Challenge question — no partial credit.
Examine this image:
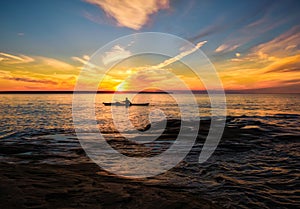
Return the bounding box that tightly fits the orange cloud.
[252,25,300,58]
[0,52,79,90]
[3,76,58,85]
[216,26,300,91]
[85,0,169,30]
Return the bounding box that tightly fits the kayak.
[103,102,149,106]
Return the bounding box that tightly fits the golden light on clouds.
[99,41,207,91]
[85,0,169,30]
[0,25,299,92]
[0,52,78,91]
[217,26,300,92]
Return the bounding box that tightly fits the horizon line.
[0,90,299,94]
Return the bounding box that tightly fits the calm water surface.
[0,93,299,132]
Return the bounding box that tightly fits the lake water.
[0,93,299,208]
[0,93,299,134]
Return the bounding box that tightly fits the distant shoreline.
[0,91,171,94]
[0,91,299,94]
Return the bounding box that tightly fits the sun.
[113,82,123,91]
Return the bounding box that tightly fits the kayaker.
[124,97,131,107]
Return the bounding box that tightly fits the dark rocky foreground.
[0,116,299,209]
[0,119,220,209]
[0,162,220,209]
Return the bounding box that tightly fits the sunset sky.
[0,0,299,92]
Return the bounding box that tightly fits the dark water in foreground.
[0,94,299,208]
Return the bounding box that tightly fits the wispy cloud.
[84,0,169,30]
[213,2,292,53]
[216,25,300,91]
[188,18,228,42]
[214,18,283,54]
[72,55,90,65]
[0,51,80,90]
[215,43,240,53]
[229,25,300,65]
[263,54,300,73]
[3,76,58,85]
[0,52,76,73]
[189,1,275,43]
[282,78,300,84]
[38,57,74,70]
[102,45,131,65]
[253,25,300,59]
[0,52,34,64]
[0,52,23,61]
[152,41,207,69]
